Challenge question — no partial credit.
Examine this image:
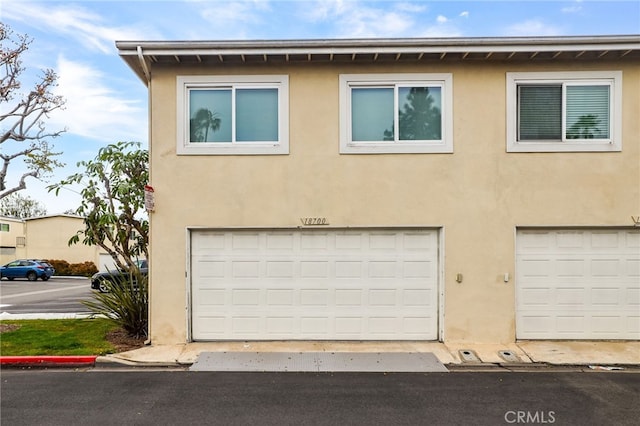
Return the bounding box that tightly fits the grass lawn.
[0,318,127,356]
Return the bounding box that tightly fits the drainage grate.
[498,350,521,362]
[458,349,481,363]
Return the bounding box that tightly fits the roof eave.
[116,35,640,84]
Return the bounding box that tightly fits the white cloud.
[344,10,414,38]
[437,15,448,24]
[504,19,562,37]
[459,11,469,18]
[50,56,146,143]
[201,1,261,24]
[195,1,274,38]
[395,2,428,13]
[3,1,155,53]
[562,0,583,14]
[302,1,425,38]
[304,0,349,21]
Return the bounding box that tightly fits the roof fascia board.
[116,35,640,56]
[121,43,640,58]
[117,36,639,82]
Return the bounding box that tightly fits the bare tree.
[0,22,65,200]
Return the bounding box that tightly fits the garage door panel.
[517,230,640,253]
[628,288,640,305]
[193,233,225,250]
[628,316,640,334]
[556,316,586,335]
[403,261,433,278]
[519,313,637,339]
[266,232,295,249]
[192,229,439,341]
[625,259,640,277]
[516,229,640,340]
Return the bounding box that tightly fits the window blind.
[566,85,610,139]
[518,85,562,140]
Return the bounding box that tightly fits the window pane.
[236,88,278,142]
[398,87,442,141]
[566,85,610,139]
[351,88,394,141]
[518,85,561,140]
[189,90,231,142]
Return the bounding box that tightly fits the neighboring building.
[0,214,104,268]
[117,36,640,345]
[0,216,26,264]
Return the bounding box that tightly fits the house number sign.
[300,217,329,226]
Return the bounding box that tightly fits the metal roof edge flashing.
[116,35,640,53]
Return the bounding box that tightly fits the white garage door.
[516,229,640,339]
[98,253,117,272]
[191,229,439,341]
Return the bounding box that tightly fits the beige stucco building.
[0,214,102,267]
[0,216,26,264]
[118,36,640,345]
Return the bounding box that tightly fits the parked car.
[0,259,55,281]
[91,259,148,293]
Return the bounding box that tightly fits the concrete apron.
[99,340,640,368]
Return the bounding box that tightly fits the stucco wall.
[0,217,26,264]
[23,216,100,266]
[146,59,640,344]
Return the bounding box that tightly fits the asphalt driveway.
[2,370,638,425]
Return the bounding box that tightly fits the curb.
[50,276,90,280]
[96,355,184,368]
[0,356,97,368]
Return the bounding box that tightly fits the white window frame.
[506,71,622,152]
[339,73,453,154]
[177,75,289,155]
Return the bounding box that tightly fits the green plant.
[48,141,149,272]
[0,318,119,356]
[83,268,148,338]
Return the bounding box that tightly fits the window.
[177,75,289,155]
[507,71,622,152]
[0,223,9,232]
[0,248,16,256]
[340,74,453,153]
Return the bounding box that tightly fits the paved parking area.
[0,277,91,315]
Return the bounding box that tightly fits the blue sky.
[2,0,639,214]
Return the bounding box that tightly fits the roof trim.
[117,35,640,84]
[23,214,84,221]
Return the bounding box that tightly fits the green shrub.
[83,268,148,338]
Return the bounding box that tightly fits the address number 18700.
[300,217,329,226]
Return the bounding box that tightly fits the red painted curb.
[0,356,97,366]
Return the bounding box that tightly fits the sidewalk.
[2,311,637,368]
[98,340,640,369]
